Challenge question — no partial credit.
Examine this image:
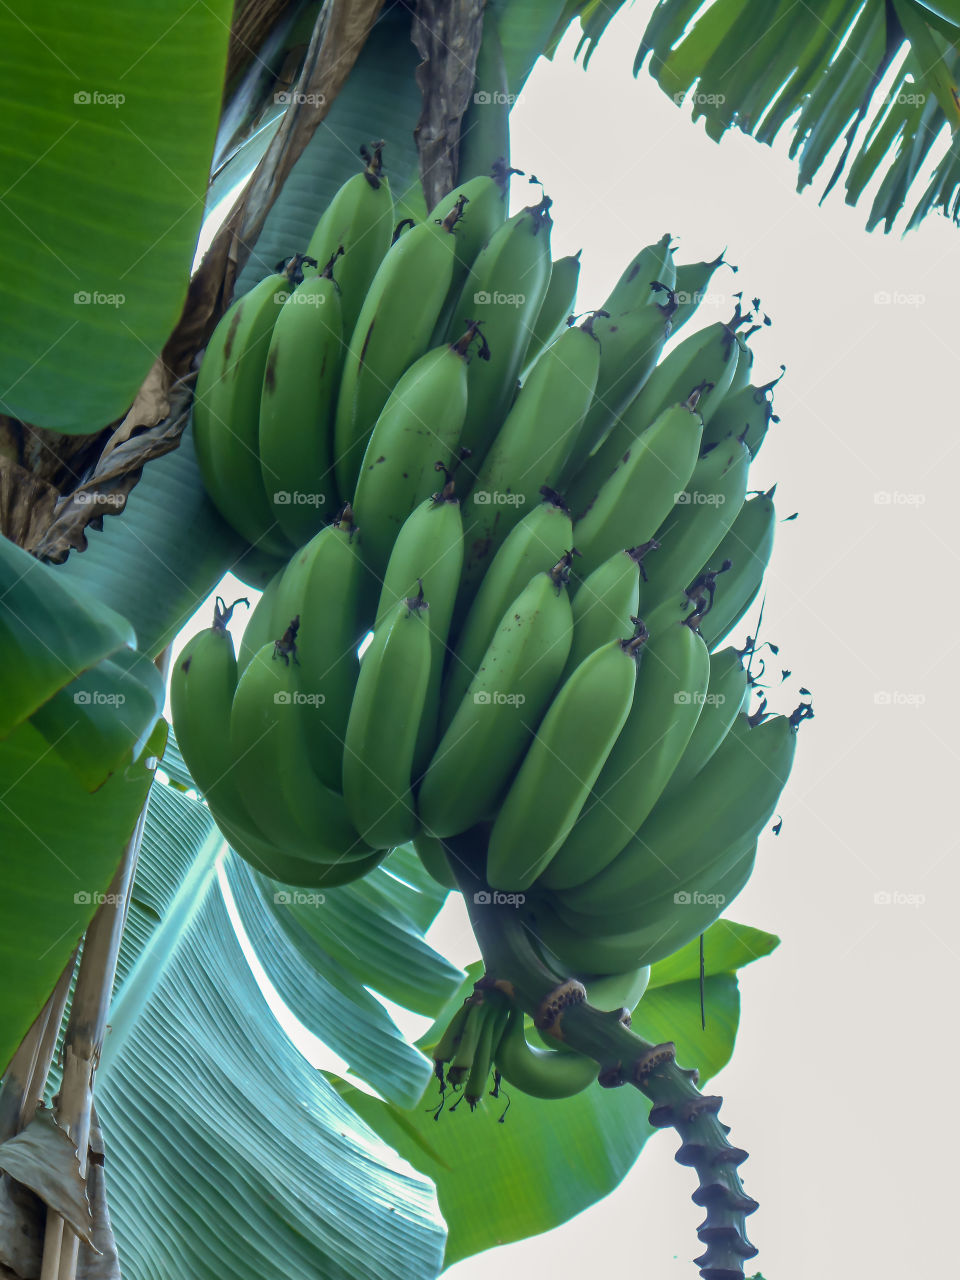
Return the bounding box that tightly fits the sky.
[176,6,960,1276]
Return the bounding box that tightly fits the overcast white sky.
[180,7,960,1275]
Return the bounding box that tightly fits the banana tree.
[0,2,800,1277]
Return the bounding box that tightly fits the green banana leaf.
[0,720,163,1075]
[233,2,427,300]
[630,0,960,231]
[54,421,245,660]
[0,0,233,431]
[329,918,778,1267]
[94,780,447,1280]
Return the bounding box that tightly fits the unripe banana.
[559,711,798,918]
[560,547,644,682]
[658,645,748,800]
[521,251,582,372]
[413,828,459,890]
[487,636,640,891]
[558,286,678,482]
[639,433,751,614]
[343,591,433,848]
[697,487,776,650]
[568,396,704,578]
[601,232,676,314]
[541,614,710,891]
[464,999,504,1107]
[193,264,300,556]
[430,998,473,1070]
[701,369,783,458]
[584,965,651,1011]
[670,251,728,331]
[374,486,464,775]
[417,563,573,839]
[430,176,509,341]
[237,567,284,673]
[447,999,487,1088]
[442,499,572,723]
[573,302,747,503]
[352,331,476,580]
[228,640,374,864]
[333,205,463,497]
[305,142,395,340]
[494,1007,598,1099]
[271,508,376,789]
[258,254,343,544]
[446,193,554,469]
[457,320,600,591]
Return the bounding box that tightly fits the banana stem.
[447,835,759,1280]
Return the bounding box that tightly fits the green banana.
[568,396,704,578]
[271,508,376,790]
[447,998,487,1088]
[442,499,573,723]
[572,302,746,504]
[584,965,651,1011]
[417,563,573,839]
[558,710,798,918]
[560,547,644,682]
[486,636,641,891]
[464,999,504,1107]
[446,193,554,468]
[725,324,761,400]
[333,203,463,498]
[430,176,509,342]
[701,370,783,457]
[558,285,678,482]
[413,828,459,890]
[305,142,395,340]
[352,331,476,582]
[696,487,777,650]
[374,486,464,775]
[228,640,373,864]
[658,645,748,800]
[529,841,758,975]
[541,613,709,890]
[258,252,343,544]
[670,251,728,331]
[342,591,433,848]
[193,263,300,556]
[430,997,473,1071]
[457,319,600,590]
[521,251,582,372]
[237,567,283,673]
[170,600,254,831]
[601,233,676,314]
[639,433,751,614]
[494,1007,598,1099]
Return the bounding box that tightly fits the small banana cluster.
[175,142,808,984]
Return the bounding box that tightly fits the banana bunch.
[184,151,808,1036]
